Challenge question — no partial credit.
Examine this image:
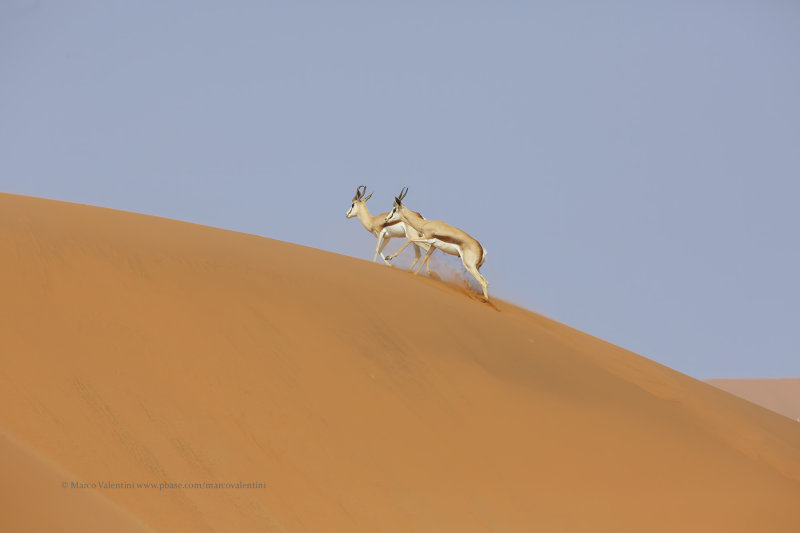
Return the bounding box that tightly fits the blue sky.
[2,1,798,378]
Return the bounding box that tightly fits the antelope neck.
[356,204,379,232]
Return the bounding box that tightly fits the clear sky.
[2,1,798,379]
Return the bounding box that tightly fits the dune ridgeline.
[707,378,800,421]
[1,192,799,532]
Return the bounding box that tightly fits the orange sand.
[0,429,153,533]
[707,378,800,420]
[1,192,799,532]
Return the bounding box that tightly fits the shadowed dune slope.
[707,379,800,420]
[1,192,799,532]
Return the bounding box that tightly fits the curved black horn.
[353,185,366,201]
[399,186,408,201]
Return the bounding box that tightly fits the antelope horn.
[353,185,366,201]
[399,187,408,201]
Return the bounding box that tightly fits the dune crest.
[707,378,800,420]
[1,192,799,532]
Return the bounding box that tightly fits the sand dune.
[0,429,153,533]
[1,192,799,532]
[707,379,800,420]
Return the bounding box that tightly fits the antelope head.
[346,185,373,218]
[384,186,408,224]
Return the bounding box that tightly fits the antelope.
[345,186,434,273]
[384,187,489,300]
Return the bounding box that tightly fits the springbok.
[385,187,489,300]
[345,186,434,273]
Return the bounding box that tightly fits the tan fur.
[346,187,434,272]
[385,199,489,300]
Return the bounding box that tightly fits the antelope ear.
[363,192,373,201]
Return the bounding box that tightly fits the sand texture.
[1,192,799,532]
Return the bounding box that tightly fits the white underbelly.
[380,224,408,238]
[431,240,460,256]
